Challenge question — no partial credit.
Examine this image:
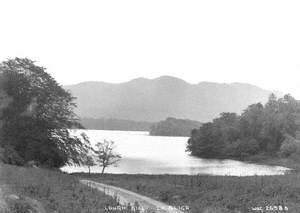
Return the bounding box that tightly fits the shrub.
[0,145,24,165]
[279,135,300,158]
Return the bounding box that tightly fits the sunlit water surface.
[61,130,289,176]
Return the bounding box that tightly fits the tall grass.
[0,164,133,213]
[76,173,300,213]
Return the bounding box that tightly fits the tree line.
[187,94,300,160]
[150,117,202,137]
[80,117,153,131]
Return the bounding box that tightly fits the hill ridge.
[64,76,281,122]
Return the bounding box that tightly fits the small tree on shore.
[85,155,96,174]
[95,140,121,174]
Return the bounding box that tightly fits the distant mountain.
[150,117,202,137]
[80,118,153,131]
[65,76,282,122]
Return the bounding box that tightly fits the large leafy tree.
[0,58,90,168]
[187,113,240,158]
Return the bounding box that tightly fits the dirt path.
[80,179,184,213]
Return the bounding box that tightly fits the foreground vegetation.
[0,164,133,213]
[76,172,300,213]
[0,58,92,168]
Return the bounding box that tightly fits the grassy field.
[1,163,299,213]
[75,172,300,213]
[0,164,134,213]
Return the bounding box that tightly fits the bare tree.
[95,140,121,174]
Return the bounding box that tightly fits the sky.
[0,0,300,98]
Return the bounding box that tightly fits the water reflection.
[62,130,289,176]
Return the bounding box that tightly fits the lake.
[61,130,289,176]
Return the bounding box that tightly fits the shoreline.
[188,153,300,172]
[243,156,300,172]
[64,156,296,177]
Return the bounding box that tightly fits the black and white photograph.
[0,0,300,212]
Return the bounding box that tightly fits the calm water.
[61,130,289,176]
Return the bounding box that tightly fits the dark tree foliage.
[150,117,202,137]
[0,58,90,168]
[187,94,300,160]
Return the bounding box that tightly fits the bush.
[6,197,33,213]
[279,135,300,158]
[0,145,24,165]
